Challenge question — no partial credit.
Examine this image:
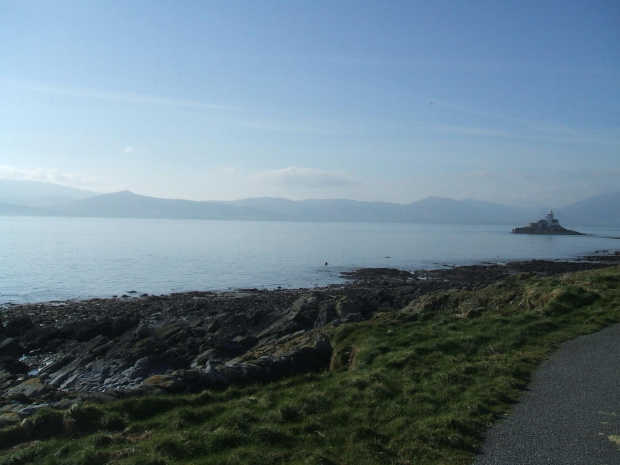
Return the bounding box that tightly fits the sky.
[1,0,619,207]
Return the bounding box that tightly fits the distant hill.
[43,193,545,225]
[557,191,620,228]
[229,196,539,225]
[0,179,98,207]
[0,179,618,227]
[460,199,538,225]
[48,191,285,220]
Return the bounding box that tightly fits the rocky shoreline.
[1,251,619,426]
[511,226,584,235]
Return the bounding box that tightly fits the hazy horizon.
[2,1,619,208]
[2,178,619,210]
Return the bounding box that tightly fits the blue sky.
[1,0,619,206]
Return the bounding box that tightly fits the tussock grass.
[2,266,619,464]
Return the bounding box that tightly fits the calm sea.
[1,217,618,304]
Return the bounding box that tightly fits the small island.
[512,210,584,235]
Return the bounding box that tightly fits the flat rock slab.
[473,323,620,465]
[6,378,48,398]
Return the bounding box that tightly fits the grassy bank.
[2,266,619,465]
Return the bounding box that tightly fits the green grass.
[2,266,619,465]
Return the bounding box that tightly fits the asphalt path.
[473,323,620,465]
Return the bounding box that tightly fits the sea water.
[1,216,618,304]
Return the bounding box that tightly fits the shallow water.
[1,217,618,304]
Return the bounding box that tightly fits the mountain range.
[1,179,619,228]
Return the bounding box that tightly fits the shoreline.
[2,250,619,332]
[2,247,619,307]
[1,251,619,424]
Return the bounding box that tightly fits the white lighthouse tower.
[543,210,560,228]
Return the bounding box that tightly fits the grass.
[1,266,619,464]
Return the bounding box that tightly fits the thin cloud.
[3,79,244,112]
[220,165,237,175]
[123,147,134,154]
[0,166,99,188]
[432,100,620,146]
[432,124,511,138]
[327,54,611,75]
[255,167,359,188]
[241,119,352,135]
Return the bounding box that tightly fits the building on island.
[526,210,560,231]
[512,210,583,235]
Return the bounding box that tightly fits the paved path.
[473,323,620,465]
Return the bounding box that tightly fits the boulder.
[191,349,225,368]
[6,378,49,398]
[0,412,20,427]
[37,355,75,378]
[257,294,325,338]
[144,374,185,392]
[335,298,361,319]
[315,302,337,328]
[155,323,188,342]
[122,356,152,379]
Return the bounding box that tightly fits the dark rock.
[155,323,187,342]
[20,326,61,351]
[6,378,49,398]
[38,355,75,377]
[191,349,225,368]
[0,338,24,358]
[336,298,361,318]
[315,302,337,328]
[3,316,34,337]
[0,356,29,375]
[59,318,119,342]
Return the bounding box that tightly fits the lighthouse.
[544,210,560,228]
